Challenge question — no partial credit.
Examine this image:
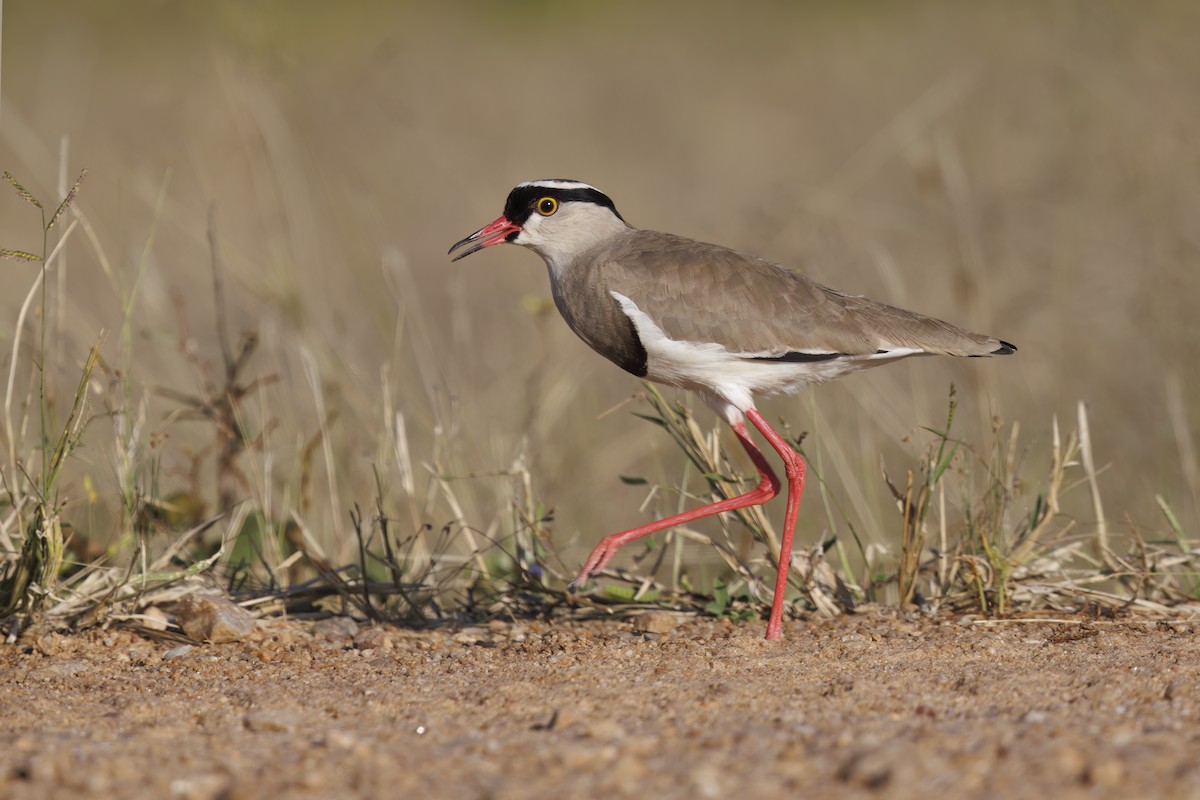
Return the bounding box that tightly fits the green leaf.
[603,585,638,601]
[930,442,959,483]
[1155,494,1186,543]
[631,412,668,428]
[711,577,729,607]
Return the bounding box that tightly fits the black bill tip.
[449,242,485,262]
[448,230,482,257]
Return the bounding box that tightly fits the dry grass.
[0,1,1198,634]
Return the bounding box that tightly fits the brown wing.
[595,230,1010,357]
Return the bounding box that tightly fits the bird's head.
[448,180,628,266]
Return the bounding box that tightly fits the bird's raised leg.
[744,408,807,641]
[571,419,781,588]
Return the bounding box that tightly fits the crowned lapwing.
[449,180,1015,641]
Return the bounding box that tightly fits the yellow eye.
[536,197,558,216]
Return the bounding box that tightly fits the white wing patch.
[867,347,925,360]
[610,291,927,411]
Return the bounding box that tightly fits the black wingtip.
[992,340,1017,355]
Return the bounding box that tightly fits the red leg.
[571,419,781,587]
[745,408,807,641]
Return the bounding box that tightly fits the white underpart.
[611,292,925,424]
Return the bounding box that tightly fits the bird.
[449,179,1015,641]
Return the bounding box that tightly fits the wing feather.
[595,231,1009,358]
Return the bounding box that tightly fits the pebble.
[632,612,678,635]
[837,749,894,788]
[353,627,393,651]
[169,773,231,800]
[163,645,194,660]
[322,730,361,750]
[453,627,489,645]
[34,632,66,656]
[313,616,359,643]
[141,606,170,632]
[175,595,257,643]
[29,659,89,681]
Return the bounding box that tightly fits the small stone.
[141,606,170,632]
[1021,709,1049,724]
[33,632,66,656]
[631,613,678,635]
[175,594,257,643]
[353,627,393,651]
[30,659,89,681]
[169,773,231,800]
[313,616,359,642]
[323,730,360,750]
[453,627,488,645]
[163,645,194,660]
[837,749,893,788]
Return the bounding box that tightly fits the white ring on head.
[517,179,600,192]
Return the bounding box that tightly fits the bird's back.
[581,229,1009,360]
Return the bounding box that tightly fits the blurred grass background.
[0,1,1197,595]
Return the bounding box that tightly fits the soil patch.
[0,610,1197,799]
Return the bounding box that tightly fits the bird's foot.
[568,540,621,592]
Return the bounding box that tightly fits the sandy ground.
[0,610,1197,800]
